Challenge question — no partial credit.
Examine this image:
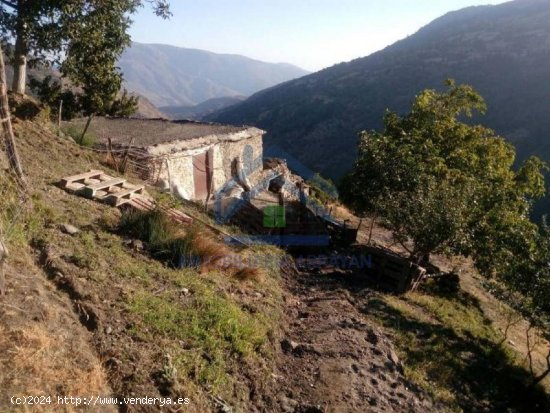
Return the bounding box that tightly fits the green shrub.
[61,125,96,147]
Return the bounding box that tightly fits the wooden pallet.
[362,246,426,293]
[59,170,192,224]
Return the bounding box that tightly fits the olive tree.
[341,80,547,271]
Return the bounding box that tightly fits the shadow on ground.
[294,265,550,413]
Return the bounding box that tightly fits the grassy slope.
[1,111,548,412]
[361,250,550,412]
[1,116,284,411]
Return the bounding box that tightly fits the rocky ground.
[264,266,439,413]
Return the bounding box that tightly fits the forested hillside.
[210,0,550,189]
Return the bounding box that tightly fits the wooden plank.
[107,185,145,207]
[82,178,126,198]
[167,209,193,224]
[60,170,103,187]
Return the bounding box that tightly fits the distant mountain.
[118,43,309,107]
[132,94,167,119]
[209,0,550,187]
[160,96,246,120]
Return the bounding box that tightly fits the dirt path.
[266,266,438,413]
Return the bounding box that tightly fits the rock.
[130,239,144,251]
[181,288,190,295]
[388,349,400,366]
[61,223,80,235]
[508,339,516,347]
[366,328,380,345]
[281,339,299,353]
[293,343,321,356]
[280,396,298,412]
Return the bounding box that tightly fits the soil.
[260,265,440,413]
[0,261,115,413]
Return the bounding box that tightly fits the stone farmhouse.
[84,117,266,203]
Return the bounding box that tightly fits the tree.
[0,0,171,94]
[60,0,142,141]
[0,41,25,183]
[29,75,81,120]
[341,80,547,270]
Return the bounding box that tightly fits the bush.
[61,125,96,147]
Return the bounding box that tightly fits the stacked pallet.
[59,170,192,225]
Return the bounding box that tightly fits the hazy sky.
[130,0,508,71]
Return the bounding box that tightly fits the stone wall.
[219,132,264,188]
[144,131,264,200]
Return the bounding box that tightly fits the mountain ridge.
[118,42,309,107]
[208,0,550,186]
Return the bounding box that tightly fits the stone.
[280,396,298,413]
[105,325,113,334]
[61,223,80,235]
[130,239,144,251]
[388,349,400,366]
[366,328,380,345]
[281,339,299,353]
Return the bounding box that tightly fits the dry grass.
[233,267,264,282]
[183,224,230,269]
[0,324,109,412]
[0,119,285,411]
[120,209,267,280]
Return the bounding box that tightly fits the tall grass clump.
[119,209,230,269]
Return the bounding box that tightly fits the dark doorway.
[193,150,213,202]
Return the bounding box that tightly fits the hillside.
[119,42,309,107]
[1,103,549,411]
[133,93,168,119]
[160,96,245,120]
[209,0,550,183]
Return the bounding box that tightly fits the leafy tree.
[0,0,171,94]
[108,89,139,118]
[29,75,81,120]
[341,80,547,271]
[30,74,138,122]
[59,0,142,140]
[506,219,550,313]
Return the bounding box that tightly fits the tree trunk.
[80,114,94,144]
[11,0,28,95]
[11,34,27,95]
[0,43,26,184]
[416,252,431,268]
